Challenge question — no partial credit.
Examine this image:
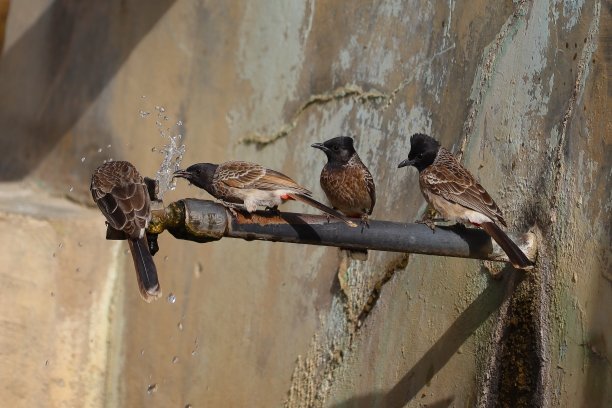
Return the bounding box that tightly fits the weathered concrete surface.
[0,183,123,407]
[0,0,609,407]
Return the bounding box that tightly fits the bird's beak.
[173,169,190,179]
[311,143,330,153]
[397,159,413,168]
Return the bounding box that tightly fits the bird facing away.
[173,161,358,227]
[90,161,161,301]
[398,133,534,269]
[311,136,376,222]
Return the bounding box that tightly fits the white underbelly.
[426,192,493,225]
[229,188,286,212]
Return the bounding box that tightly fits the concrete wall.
[0,1,609,407]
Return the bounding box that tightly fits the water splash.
[142,105,185,199]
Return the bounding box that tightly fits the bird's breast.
[320,166,372,216]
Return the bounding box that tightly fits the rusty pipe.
[142,198,537,265]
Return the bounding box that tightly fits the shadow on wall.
[0,0,176,181]
[330,270,521,408]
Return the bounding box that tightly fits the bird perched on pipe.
[90,160,161,301]
[173,161,358,227]
[398,133,534,270]
[312,136,375,259]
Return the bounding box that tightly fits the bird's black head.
[173,163,218,192]
[311,136,356,164]
[398,133,441,172]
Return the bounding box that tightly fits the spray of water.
[142,104,185,199]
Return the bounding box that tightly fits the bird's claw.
[265,206,281,215]
[219,201,246,218]
[359,216,370,232]
[416,218,437,231]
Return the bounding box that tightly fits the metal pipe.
[144,198,537,265]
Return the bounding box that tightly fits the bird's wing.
[216,161,311,195]
[422,148,506,226]
[90,161,150,238]
[364,168,376,214]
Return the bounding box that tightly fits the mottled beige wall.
[0,1,609,407]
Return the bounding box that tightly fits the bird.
[90,160,161,301]
[173,161,358,227]
[312,136,375,260]
[398,133,534,269]
[311,136,376,223]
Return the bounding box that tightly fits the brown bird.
[312,136,375,222]
[398,133,534,269]
[312,136,375,260]
[90,161,161,301]
[173,161,358,227]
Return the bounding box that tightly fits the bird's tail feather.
[288,193,358,227]
[128,237,162,302]
[481,222,534,270]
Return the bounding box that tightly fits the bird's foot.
[416,218,437,231]
[219,201,247,217]
[264,206,281,215]
[359,215,370,232]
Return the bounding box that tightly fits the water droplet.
[172,356,179,364]
[147,384,158,395]
[177,322,183,331]
[58,243,63,248]
[194,262,203,278]
[140,349,145,356]
[141,95,146,99]
[103,159,107,164]
[77,242,83,247]
[81,157,86,163]
[185,404,192,408]
[50,291,54,297]
[167,293,176,304]
[75,267,80,272]
[151,147,157,152]
[107,144,111,148]
[69,186,74,192]
[52,252,56,258]
[176,120,183,126]
[160,107,166,113]
[45,360,49,366]
[163,255,169,262]
[108,157,113,162]
[155,105,160,110]
[97,148,102,153]
[139,110,150,118]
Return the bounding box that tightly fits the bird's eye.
[418,153,424,159]
[333,146,340,151]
